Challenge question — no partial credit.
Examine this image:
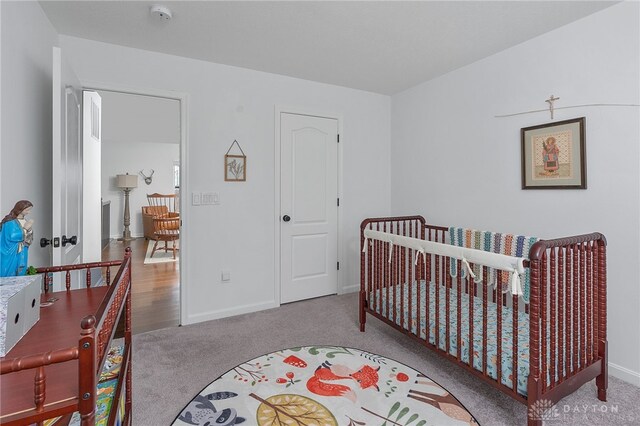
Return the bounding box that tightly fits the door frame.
[82,80,189,326]
[274,106,344,305]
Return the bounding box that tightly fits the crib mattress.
[371,281,530,396]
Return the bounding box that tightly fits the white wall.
[102,141,179,238]
[1,2,59,268]
[390,2,640,384]
[60,35,391,324]
[100,90,180,145]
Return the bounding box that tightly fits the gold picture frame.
[521,117,586,189]
[224,154,246,182]
[224,140,247,182]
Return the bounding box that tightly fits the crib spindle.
[392,237,397,324]
[571,244,580,376]
[65,271,71,291]
[469,263,475,368]
[596,240,607,400]
[408,243,413,335]
[497,275,503,386]
[435,254,441,350]
[512,294,519,393]
[541,251,547,392]
[416,253,422,339]
[456,264,462,361]
[425,251,431,343]
[401,222,406,328]
[593,244,600,359]
[558,247,565,380]
[445,257,451,355]
[86,268,91,288]
[581,242,587,368]
[376,236,381,314]
[565,246,571,378]
[482,266,488,375]
[550,248,557,388]
[384,224,389,320]
[586,242,593,365]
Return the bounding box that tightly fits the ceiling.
[40,1,617,95]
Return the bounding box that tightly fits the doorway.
[277,110,341,304]
[92,87,185,334]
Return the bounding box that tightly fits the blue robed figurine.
[0,200,34,277]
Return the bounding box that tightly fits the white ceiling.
[40,1,617,95]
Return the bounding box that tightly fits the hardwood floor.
[102,238,179,334]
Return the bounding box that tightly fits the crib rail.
[360,216,426,331]
[38,259,123,293]
[528,233,607,406]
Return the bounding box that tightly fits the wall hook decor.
[225,140,246,182]
[139,169,154,185]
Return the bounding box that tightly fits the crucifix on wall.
[545,95,560,119]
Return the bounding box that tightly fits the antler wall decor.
[139,169,154,185]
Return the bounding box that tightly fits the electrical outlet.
[221,271,231,282]
[192,192,201,206]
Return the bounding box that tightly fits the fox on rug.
[306,361,379,402]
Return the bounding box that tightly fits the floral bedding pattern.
[373,281,531,396]
[46,345,125,426]
[172,346,478,426]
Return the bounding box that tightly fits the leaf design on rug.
[359,351,388,365]
[307,346,353,358]
[361,402,425,426]
[250,393,337,426]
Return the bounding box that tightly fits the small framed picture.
[521,117,586,189]
[225,154,246,182]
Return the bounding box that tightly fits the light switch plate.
[221,271,231,282]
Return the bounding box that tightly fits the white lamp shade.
[116,174,138,189]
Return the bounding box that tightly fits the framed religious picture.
[521,117,586,189]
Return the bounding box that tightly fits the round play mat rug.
[172,346,478,426]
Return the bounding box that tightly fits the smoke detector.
[150,5,172,21]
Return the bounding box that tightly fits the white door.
[280,113,338,303]
[82,91,102,264]
[52,47,82,275]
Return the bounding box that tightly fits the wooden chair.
[151,216,180,259]
[144,193,180,240]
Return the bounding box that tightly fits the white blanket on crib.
[363,229,527,296]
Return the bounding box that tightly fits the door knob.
[40,238,52,248]
[62,235,77,247]
[282,215,291,222]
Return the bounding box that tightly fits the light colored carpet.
[143,240,178,264]
[133,292,640,425]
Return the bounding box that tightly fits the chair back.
[147,193,178,215]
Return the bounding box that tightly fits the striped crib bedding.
[373,280,530,396]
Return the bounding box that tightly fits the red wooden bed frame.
[359,216,607,426]
[0,249,133,425]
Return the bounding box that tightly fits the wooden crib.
[1,249,133,425]
[359,216,607,426]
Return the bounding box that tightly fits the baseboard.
[184,300,279,325]
[340,284,359,294]
[609,362,640,386]
[109,233,144,240]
